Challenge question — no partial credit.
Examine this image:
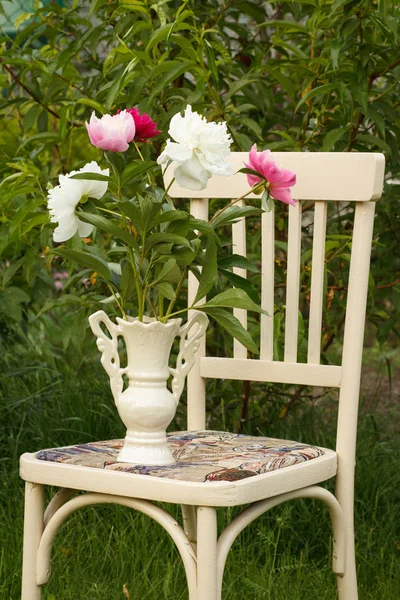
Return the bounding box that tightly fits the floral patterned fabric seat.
[36,430,325,483]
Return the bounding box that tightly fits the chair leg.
[22,482,44,600]
[196,506,218,600]
[336,515,358,600]
[335,459,358,600]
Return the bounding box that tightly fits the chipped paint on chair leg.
[336,534,357,600]
[182,504,198,553]
[22,482,44,600]
[197,506,218,600]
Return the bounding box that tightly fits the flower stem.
[158,295,164,319]
[134,140,152,185]
[163,267,188,321]
[107,284,127,319]
[160,176,175,203]
[208,184,261,225]
[133,140,145,161]
[121,211,143,320]
[97,206,122,218]
[164,305,198,319]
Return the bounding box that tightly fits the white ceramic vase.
[89,310,208,465]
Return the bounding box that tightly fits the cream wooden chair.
[20,152,385,600]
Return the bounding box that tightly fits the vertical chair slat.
[232,201,247,359]
[284,202,302,363]
[187,198,209,430]
[307,201,328,364]
[261,205,275,361]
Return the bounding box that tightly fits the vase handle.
[170,311,209,405]
[88,310,123,404]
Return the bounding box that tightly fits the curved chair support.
[217,485,346,596]
[36,493,197,599]
[44,488,75,528]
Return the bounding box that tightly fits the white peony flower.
[157,105,233,191]
[47,161,109,243]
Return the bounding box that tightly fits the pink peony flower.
[244,144,297,206]
[125,108,161,142]
[85,111,136,152]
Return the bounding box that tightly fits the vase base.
[117,436,176,465]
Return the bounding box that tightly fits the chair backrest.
[164,152,385,459]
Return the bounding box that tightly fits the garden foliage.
[0,0,399,368]
[1,4,399,597]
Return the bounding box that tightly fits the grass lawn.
[1,335,399,600]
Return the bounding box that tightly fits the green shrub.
[0,0,399,386]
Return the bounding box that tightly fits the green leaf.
[238,167,263,178]
[1,286,30,303]
[295,83,342,112]
[204,39,219,87]
[49,248,112,281]
[153,258,177,284]
[69,172,110,182]
[120,261,136,302]
[225,77,258,100]
[366,108,386,139]
[146,23,175,53]
[199,307,259,354]
[121,161,156,186]
[103,44,135,77]
[189,217,214,236]
[357,134,392,156]
[76,98,106,114]
[138,196,162,234]
[218,254,259,273]
[193,235,217,303]
[2,257,24,287]
[21,213,49,235]
[236,0,271,21]
[322,127,348,152]
[78,212,139,250]
[219,268,260,304]
[89,0,106,17]
[150,60,196,98]
[14,12,34,28]
[268,68,296,100]
[145,233,191,251]
[18,132,60,150]
[153,210,189,226]
[120,202,143,232]
[261,190,273,213]
[202,288,266,314]
[330,40,342,70]
[37,109,49,133]
[236,116,263,138]
[23,104,41,130]
[156,281,176,300]
[259,20,310,34]
[211,205,261,228]
[173,245,198,266]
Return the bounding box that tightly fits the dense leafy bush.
[0,0,399,385]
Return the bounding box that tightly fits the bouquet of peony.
[47,105,296,354]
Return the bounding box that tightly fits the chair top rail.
[164,152,385,201]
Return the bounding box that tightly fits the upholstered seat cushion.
[35,431,325,483]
